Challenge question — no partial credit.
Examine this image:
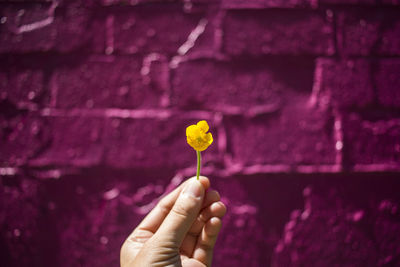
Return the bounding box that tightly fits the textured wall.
[1,0,400,266]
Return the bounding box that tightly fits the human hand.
[120,176,226,267]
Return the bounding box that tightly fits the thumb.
[155,178,205,246]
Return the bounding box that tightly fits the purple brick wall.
[1,0,400,266]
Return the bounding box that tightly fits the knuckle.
[217,202,227,216]
[198,212,208,223]
[199,241,215,252]
[157,200,171,214]
[171,201,192,218]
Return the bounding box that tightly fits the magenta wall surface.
[1,0,400,266]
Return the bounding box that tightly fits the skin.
[120,176,226,267]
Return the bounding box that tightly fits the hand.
[120,176,226,267]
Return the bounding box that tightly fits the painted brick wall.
[1,0,400,266]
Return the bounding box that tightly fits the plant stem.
[196,150,201,180]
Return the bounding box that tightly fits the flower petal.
[206,132,213,145]
[186,125,198,137]
[197,120,209,132]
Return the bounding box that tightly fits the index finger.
[132,176,210,235]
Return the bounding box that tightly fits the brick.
[179,7,221,58]
[51,56,163,109]
[374,200,400,265]
[0,0,100,5]
[226,94,336,167]
[0,5,105,53]
[313,58,399,110]
[320,0,375,4]
[223,10,334,56]
[29,116,105,167]
[55,184,128,266]
[0,177,44,266]
[381,0,400,4]
[172,58,314,111]
[321,0,400,4]
[101,0,172,4]
[343,113,400,167]
[375,59,400,108]
[101,0,217,6]
[222,0,315,9]
[272,181,400,266]
[313,58,374,109]
[111,5,203,55]
[103,116,219,169]
[273,189,378,266]
[0,113,48,166]
[0,69,45,106]
[211,178,268,266]
[0,0,51,2]
[337,10,400,56]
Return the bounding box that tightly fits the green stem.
[196,150,201,180]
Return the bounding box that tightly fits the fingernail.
[183,180,203,198]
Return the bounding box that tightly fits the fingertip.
[189,176,210,191]
[210,217,222,225]
[202,190,220,209]
[210,201,227,217]
[199,176,210,190]
[210,217,222,226]
[205,217,222,236]
[210,190,220,201]
[183,178,205,199]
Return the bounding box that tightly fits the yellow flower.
[186,120,213,151]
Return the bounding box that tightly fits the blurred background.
[1,0,400,266]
